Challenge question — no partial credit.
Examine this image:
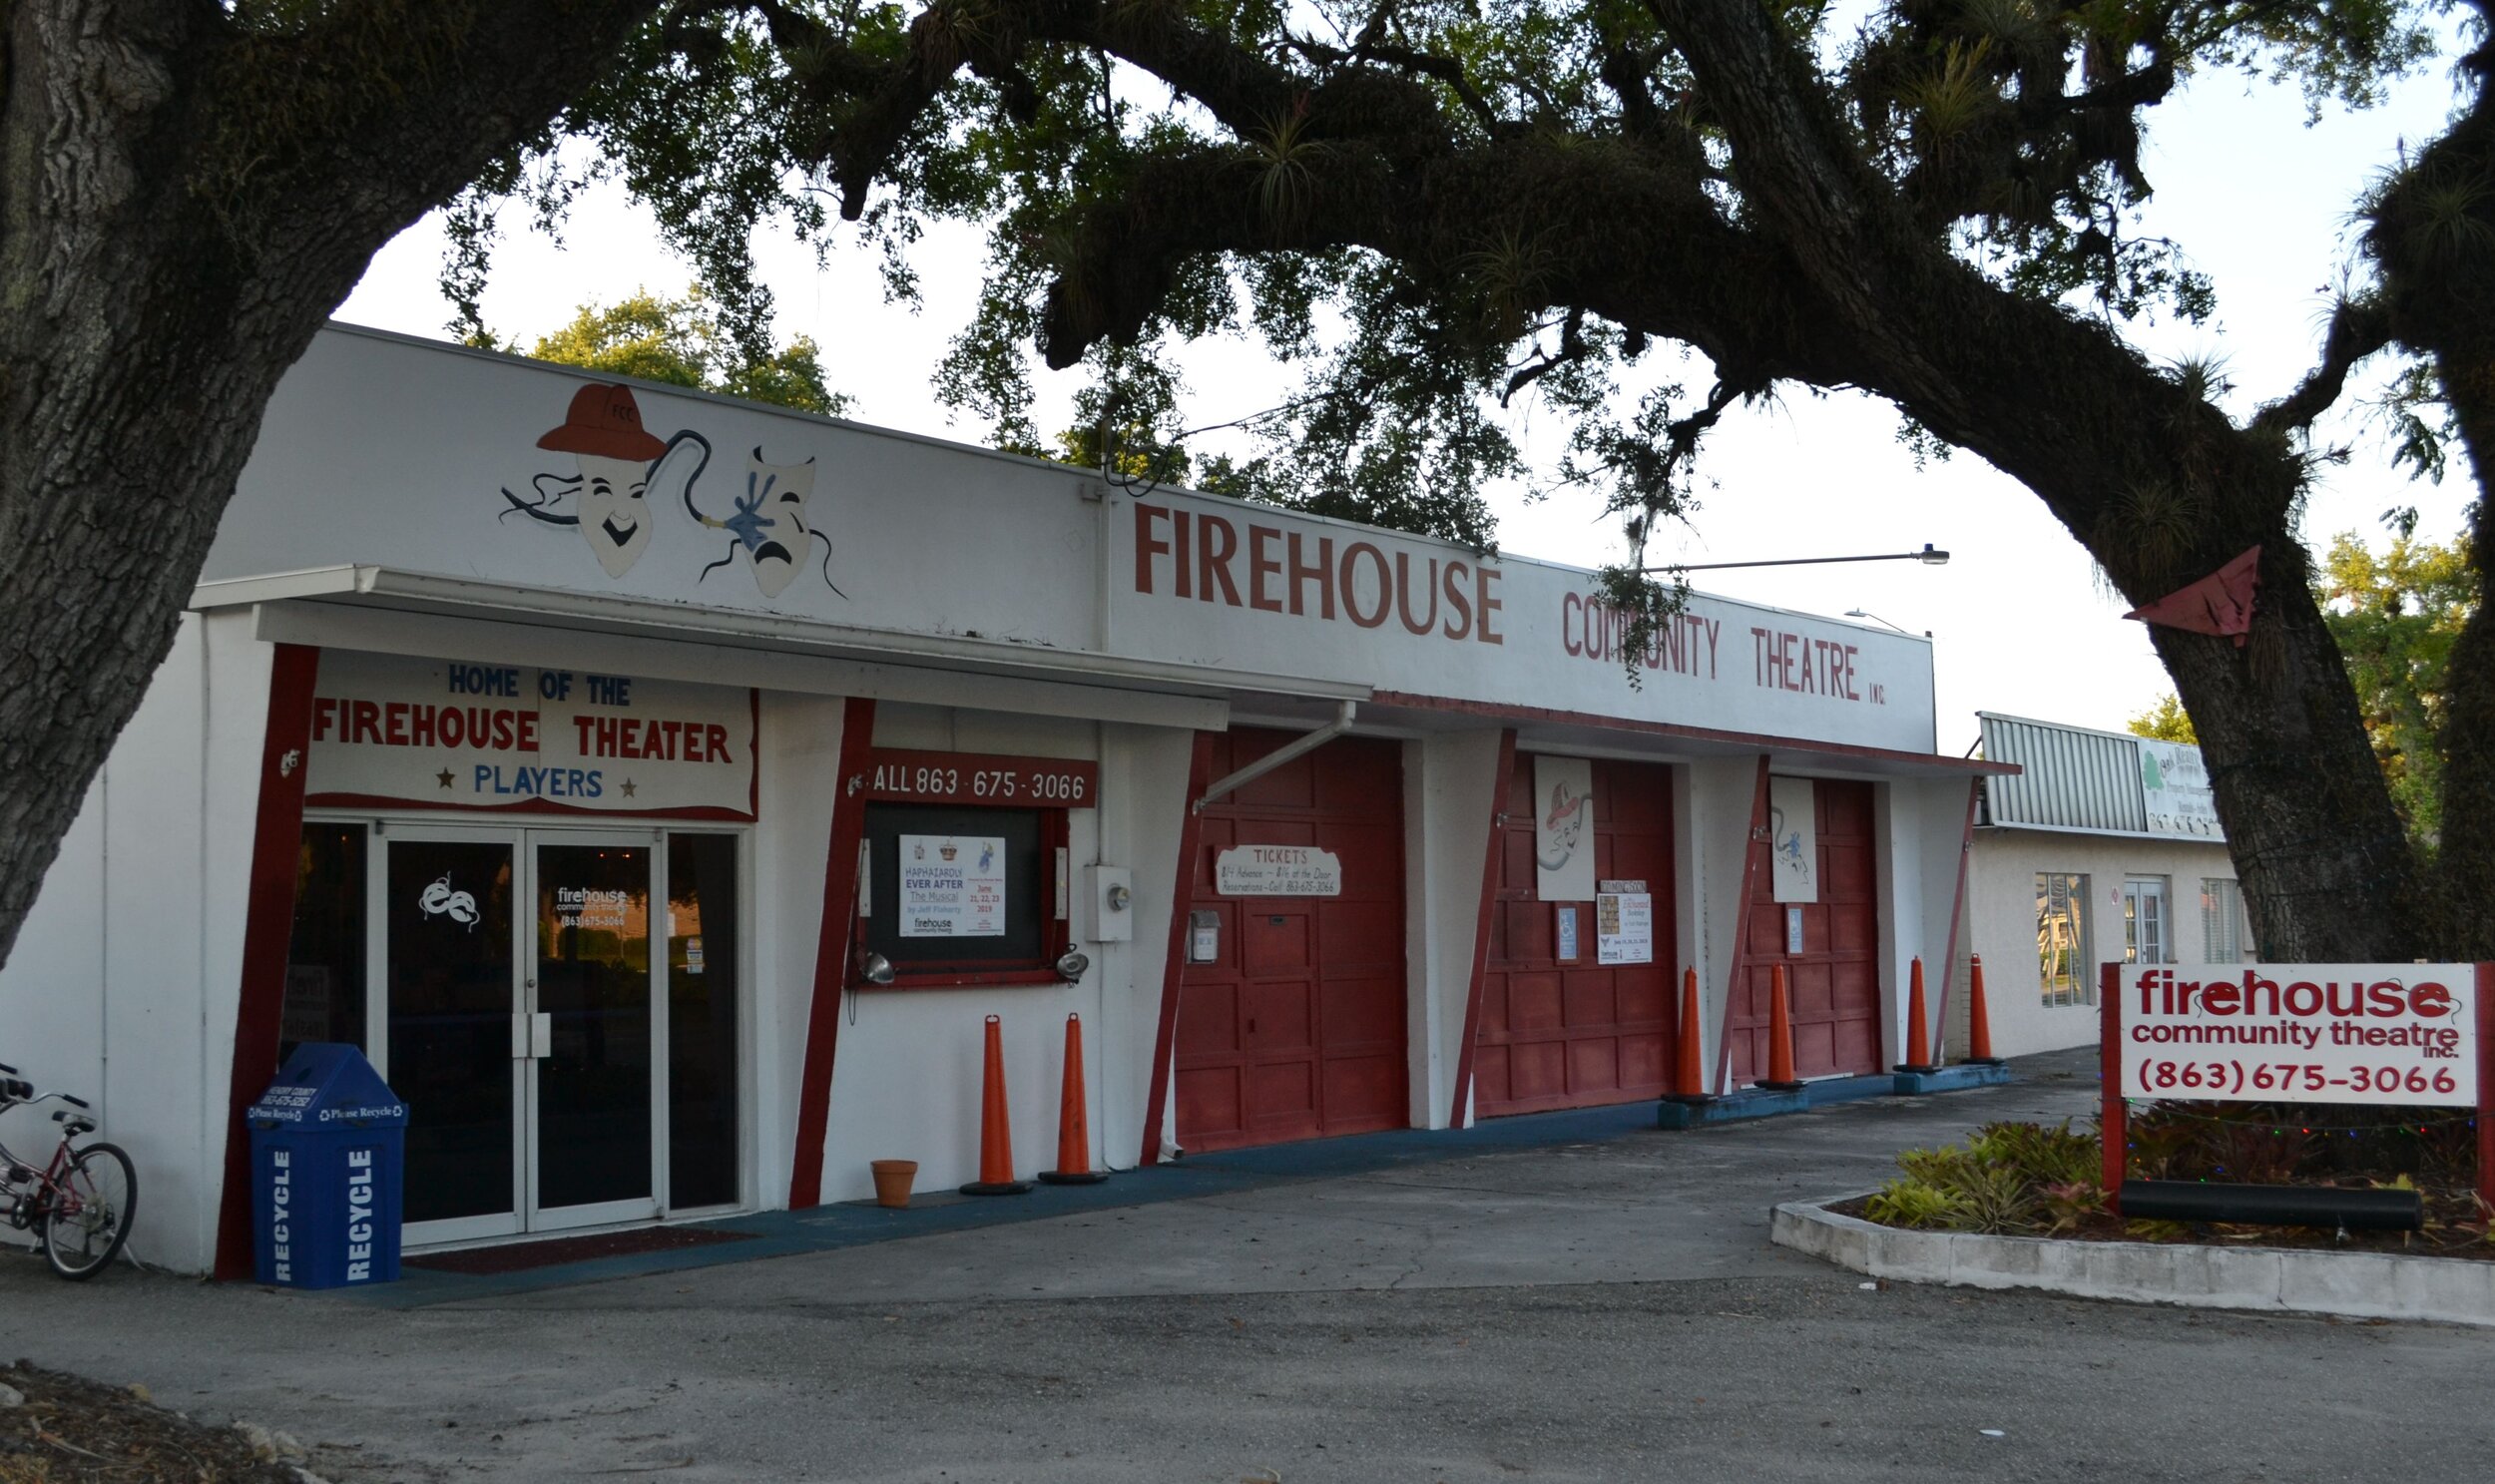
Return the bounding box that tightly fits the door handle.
[531,1013,553,1059]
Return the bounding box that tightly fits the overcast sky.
[337,37,2476,754]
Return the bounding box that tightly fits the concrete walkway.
[8,1051,2490,1482]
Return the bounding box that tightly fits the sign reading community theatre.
[304,652,755,818]
[2114,962,2479,1105]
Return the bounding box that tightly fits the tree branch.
[2254,295,2396,435]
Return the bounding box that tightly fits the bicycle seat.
[50,1112,96,1136]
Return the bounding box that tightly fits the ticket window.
[856,803,1068,986]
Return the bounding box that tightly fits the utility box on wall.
[1084,865,1135,942]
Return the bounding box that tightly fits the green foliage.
[434,0,2457,565]
[2127,694,2198,743]
[1868,1120,2105,1235]
[1967,1119,2099,1190]
[2039,1180,2108,1235]
[522,287,851,416]
[2314,529,2473,843]
[1864,1178,1968,1229]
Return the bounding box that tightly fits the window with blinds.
[2201,877,2246,963]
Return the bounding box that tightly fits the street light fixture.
[1639,542,1950,574]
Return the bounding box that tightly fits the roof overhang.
[195,566,2009,779]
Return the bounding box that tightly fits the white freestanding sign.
[2113,962,2478,1105]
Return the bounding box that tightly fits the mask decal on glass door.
[417,872,480,929]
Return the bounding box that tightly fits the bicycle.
[0,1061,137,1279]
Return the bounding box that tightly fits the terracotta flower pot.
[870,1160,918,1209]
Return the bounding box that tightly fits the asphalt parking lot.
[7,1051,2489,1482]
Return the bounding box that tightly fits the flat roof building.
[0,325,2006,1274]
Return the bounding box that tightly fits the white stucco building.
[1949,712,2248,1059]
[0,325,2008,1274]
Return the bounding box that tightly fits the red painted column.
[786,697,878,1210]
[1139,731,1218,1166]
[2101,961,2126,1214]
[212,643,321,1279]
[1931,777,1981,1053]
[1448,729,1518,1128]
[2476,963,2493,1212]
[1711,756,1773,1097]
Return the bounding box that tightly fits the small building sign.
[899,835,1008,937]
[1596,891,1655,965]
[1215,845,1343,897]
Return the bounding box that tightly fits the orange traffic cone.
[1967,954,2004,1065]
[1666,966,1712,1103]
[960,1014,1032,1196]
[1039,1013,1109,1186]
[1896,957,1939,1073]
[1758,963,1805,1090]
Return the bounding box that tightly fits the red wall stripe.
[212,643,322,1279]
[1931,777,1982,1057]
[1139,731,1218,1166]
[1448,729,1517,1127]
[786,696,878,1210]
[1711,756,1773,1098]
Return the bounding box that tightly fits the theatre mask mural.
[690,447,843,600]
[497,385,841,601]
[500,383,713,578]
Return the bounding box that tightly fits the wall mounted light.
[856,949,896,986]
[1054,947,1092,983]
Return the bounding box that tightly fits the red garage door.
[1474,755,1678,1117]
[1728,777,1880,1081]
[1175,730,1408,1152]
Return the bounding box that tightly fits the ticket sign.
[2114,962,2479,1106]
[304,653,755,818]
[1216,845,1342,896]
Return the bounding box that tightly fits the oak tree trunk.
[0,0,657,969]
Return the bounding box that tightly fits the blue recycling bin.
[246,1043,408,1289]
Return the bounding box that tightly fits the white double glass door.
[381,825,660,1246]
[2122,877,2169,966]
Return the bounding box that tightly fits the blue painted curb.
[1892,1063,2014,1095]
[1656,1090,1807,1128]
[1804,1073,1903,1107]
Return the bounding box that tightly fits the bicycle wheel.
[43,1142,136,1280]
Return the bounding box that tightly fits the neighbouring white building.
[1949,712,2249,1060]
[0,324,2010,1275]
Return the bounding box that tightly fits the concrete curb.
[1771,1195,2495,1327]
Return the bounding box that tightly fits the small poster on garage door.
[1596,891,1654,965]
[900,835,1007,937]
